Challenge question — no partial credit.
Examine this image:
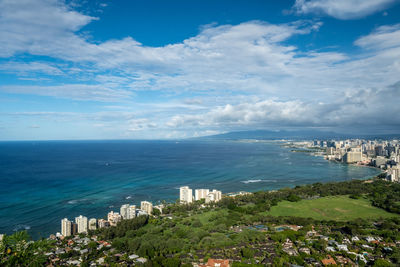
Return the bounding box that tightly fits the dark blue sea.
[0,140,380,238]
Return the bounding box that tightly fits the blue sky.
[1,0,400,140]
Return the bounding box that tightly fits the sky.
[0,0,400,140]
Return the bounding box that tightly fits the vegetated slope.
[266,195,399,221]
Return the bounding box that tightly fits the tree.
[153,208,161,216]
[241,247,255,259]
[287,194,301,202]
[373,259,393,267]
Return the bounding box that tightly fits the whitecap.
[241,179,262,184]
[13,225,31,231]
[67,198,89,205]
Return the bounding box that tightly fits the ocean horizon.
[0,140,380,239]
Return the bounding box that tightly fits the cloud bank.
[293,0,397,19]
[0,0,399,139]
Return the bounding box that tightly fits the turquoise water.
[0,140,379,238]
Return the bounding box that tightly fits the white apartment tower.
[75,215,88,234]
[121,204,136,219]
[205,189,222,203]
[107,211,122,226]
[141,201,153,215]
[213,189,222,201]
[389,167,400,182]
[120,204,130,219]
[128,205,136,219]
[61,218,72,237]
[195,189,209,201]
[88,218,97,231]
[98,219,110,228]
[180,186,193,204]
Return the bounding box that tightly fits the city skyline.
[1,0,400,140]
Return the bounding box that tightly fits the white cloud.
[355,24,400,50]
[293,0,397,19]
[127,118,157,132]
[0,0,400,138]
[0,84,133,102]
[0,0,97,58]
[0,62,63,76]
[165,82,400,131]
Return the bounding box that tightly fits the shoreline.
[3,167,380,240]
[40,174,383,240]
[0,140,382,239]
[283,141,384,173]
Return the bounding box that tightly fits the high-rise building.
[128,205,136,219]
[98,219,110,228]
[195,189,209,201]
[61,218,72,237]
[373,156,388,167]
[120,204,136,219]
[388,167,400,182]
[71,222,78,235]
[141,201,153,215]
[326,147,335,156]
[107,211,122,226]
[75,215,88,234]
[343,151,362,163]
[375,145,385,157]
[205,189,222,203]
[180,186,193,204]
[213,189,222,202]
[88,218,97,231]
[120,204,130,219]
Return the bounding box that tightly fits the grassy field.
[266,195,399,221]
[191,209,229,225]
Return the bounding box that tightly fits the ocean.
[0,140,380,238]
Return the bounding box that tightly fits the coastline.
[284,141,384,173]
[0,140,381,238]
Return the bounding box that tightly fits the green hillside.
[267,195,399,221]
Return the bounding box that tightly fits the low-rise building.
[321,255,336,266]
[199,259,230,267]
[299,247,310,254]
